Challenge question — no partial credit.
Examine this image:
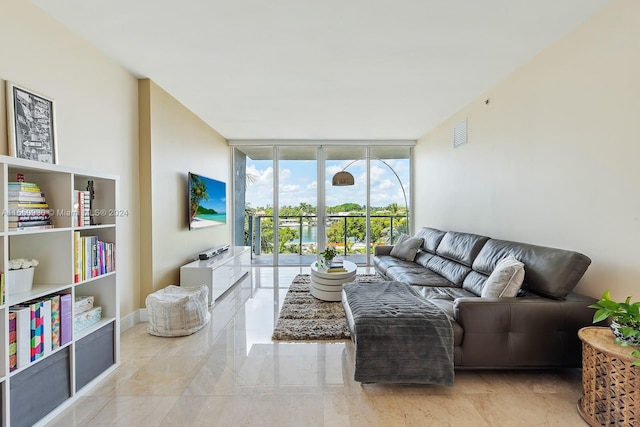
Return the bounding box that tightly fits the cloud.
[280,168,291,181]
[282,184,300,192]
[246,164,273,184]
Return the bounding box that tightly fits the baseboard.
[120,309,148,332]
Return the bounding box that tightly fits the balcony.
[247,214,407,266]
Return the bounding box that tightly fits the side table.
[578,327,639,426]
[309,260,357,301]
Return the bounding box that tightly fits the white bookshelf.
[0,155,120,427]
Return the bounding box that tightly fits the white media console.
[180,246,251,305]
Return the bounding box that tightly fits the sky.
[245,158,410,210]
[192,174,227,213]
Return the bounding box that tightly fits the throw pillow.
[481,255,525,298]
[389,234,424,262]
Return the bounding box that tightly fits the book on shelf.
[8,214,51,222]
[8,192,46,202]
[9,219,53,227]
[8,202,49,209]
[29,300,45,362]
[74,235,115,282]
[60,294,72,346]
[38,299,53,357]
[74,231,81,282]
[48,295,61,350]
[8,181,41,192]
[9,218,54,231]
[74,189,91,226]
[326,267,348,273]
[9,295,63,370]
[9,311,17,371]
[9,224,55,231]
[9,306,30,370]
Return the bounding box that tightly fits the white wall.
[414,1,640,301]
[0,0,140,316]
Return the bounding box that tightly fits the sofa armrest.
[374,245,393,256]
[452,293,598,367]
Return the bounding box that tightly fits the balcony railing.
[246,214,408,257]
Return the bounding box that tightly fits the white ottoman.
[146,285,210,337]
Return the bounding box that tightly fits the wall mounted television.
[188,172,227,230]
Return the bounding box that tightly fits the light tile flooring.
[47,267,588,426]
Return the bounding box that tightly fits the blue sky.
[245,158,410,210]
[195,175,227,213]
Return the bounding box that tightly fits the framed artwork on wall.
[6,82,57,164]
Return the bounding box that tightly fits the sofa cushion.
[426,256,472,286]
[390,234,423,262]
[414,227,446,253]
[413,285,477,300]
[414,251,435,267]
[373,255,420,276]
[462,271,488,296]
[472,239,591,299]
[387,268,454,287]
[481,255,525,298]
[436,231,490,267]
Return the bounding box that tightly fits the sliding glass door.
[233,144,412,266]
[277,147,318,265]
[325,147,367,263]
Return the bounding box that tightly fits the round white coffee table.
[310,260,357,301]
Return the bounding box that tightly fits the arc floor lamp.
[331,157,409,234]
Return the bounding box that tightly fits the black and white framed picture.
[6,82,57,164]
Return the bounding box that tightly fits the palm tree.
[189,175,209,223]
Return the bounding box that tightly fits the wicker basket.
[578,327,640,427]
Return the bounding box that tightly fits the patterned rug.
[272,273,382,341]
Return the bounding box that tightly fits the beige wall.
[414,1,640,301]
[0,0,141,316]
[139,80,229,300]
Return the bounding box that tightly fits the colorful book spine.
[29,301,45,362]
[9,311,17,371]
[11,305,31,369]
[74,231,81,282]
[49,295,61,350]
[91,236,98,277]
[60,294,72,345]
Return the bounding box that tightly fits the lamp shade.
[332,171,355,186]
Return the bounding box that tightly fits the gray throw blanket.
[343,281,454,386]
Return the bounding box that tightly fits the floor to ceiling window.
[232,144,413,266]
[277,147,318,263]
[325,147,367,264]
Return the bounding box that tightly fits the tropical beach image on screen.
[189,172,226,230]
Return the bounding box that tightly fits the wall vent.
[453,118,467,148]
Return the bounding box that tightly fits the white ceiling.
[34,0,607,141]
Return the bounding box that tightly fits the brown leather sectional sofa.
[372,227,598,368]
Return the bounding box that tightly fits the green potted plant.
[589,290,640,365]
[319,246,338,263]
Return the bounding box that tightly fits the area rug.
[272,273,382,341]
